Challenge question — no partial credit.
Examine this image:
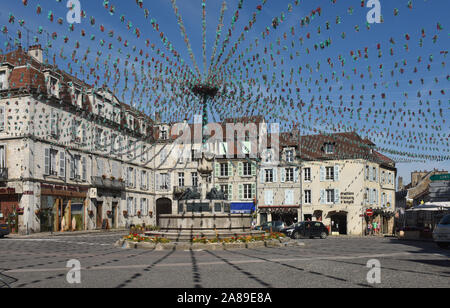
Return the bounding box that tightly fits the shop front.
[40,184,88,232]
[0,188,19,233]
[258,205,299,226]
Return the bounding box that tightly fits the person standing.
[367,222,372,236]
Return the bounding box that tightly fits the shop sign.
[341,192,355,204]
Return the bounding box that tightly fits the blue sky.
[0,0,449,183]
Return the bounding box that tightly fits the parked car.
[255,221,286,233]
[433,214,450,248]
[283,221,329,239]
[0,223,10,238]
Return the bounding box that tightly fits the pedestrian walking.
[367,223,372,236]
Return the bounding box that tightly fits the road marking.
[4,252,421,274]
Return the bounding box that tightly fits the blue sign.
[230,202,255,214]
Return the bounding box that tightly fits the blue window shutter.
[334,189,340,204]
[320,189,325,204]
[334,165,340,181]
[320,166,325,182]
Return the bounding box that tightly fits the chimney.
[398,177,403,191]
[28,45,43,63]
[154,112,161,124]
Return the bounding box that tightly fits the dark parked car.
[282,221,329,239]
[0,224,10,238]
[255,221,287,233]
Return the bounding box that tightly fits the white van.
[433,214,450,248]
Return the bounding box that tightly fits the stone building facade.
[0,45,397,236]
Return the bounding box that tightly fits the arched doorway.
[156,198,172,226]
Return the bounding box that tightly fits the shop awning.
[230,202,255,214]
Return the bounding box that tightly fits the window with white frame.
[0,145,6,169]
[49,76,58,96]
[0,105,5,131]
[59,152,65,178]
[325,166,334,181]
[220,184,229,200]
[220,163,229,177]
[192,172,198,187]
[178,172,185,187]
[304,167,311,181]
[285,149,294,162]
[243,162,252,176]
[243,184,253,199]
[70,155,81,180]
[326,189,335,204]
[159,173,170,190]
[265,169,274,183]
[0,71,6,89]
[127,167,135,188]
[44,148,58,176]
[160,128,168,140]
[140,198,148,215]
[285,168,294,182]
[127,197,133,215]
[304,190,312,204]
[324,143,335,154]
[141,170,148,190]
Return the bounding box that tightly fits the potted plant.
[88,210,94,216]
[137,211,141,218]
[123,210,128,217]
[102,174,107,179]
[149,211,153,218]
[35,209,41,216]
[110,176,116,181]
[106,210,112,216]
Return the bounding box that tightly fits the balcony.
[0,168,8,180]
[91,176,125,191]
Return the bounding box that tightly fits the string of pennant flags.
[0,0,448,162]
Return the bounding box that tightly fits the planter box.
[190,243,211,250]
[208,243,224,251]
[265,239,283,247]
[224,242,246,250]
[155,243,176,251]
[136,242,156,250]
[246,241,266,249]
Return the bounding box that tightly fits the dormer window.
[285,149,294,163]
[160,128,168,140]
[49,77,58,96]
[324,143,335,154]
[128,116,134,129]
[97,103,104,117]
[0,71,7,90]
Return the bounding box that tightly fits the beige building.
[0,46,158,234]
[298,133,396,235]
[0,46,397,236]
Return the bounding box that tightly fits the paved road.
[0,233,449,288]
